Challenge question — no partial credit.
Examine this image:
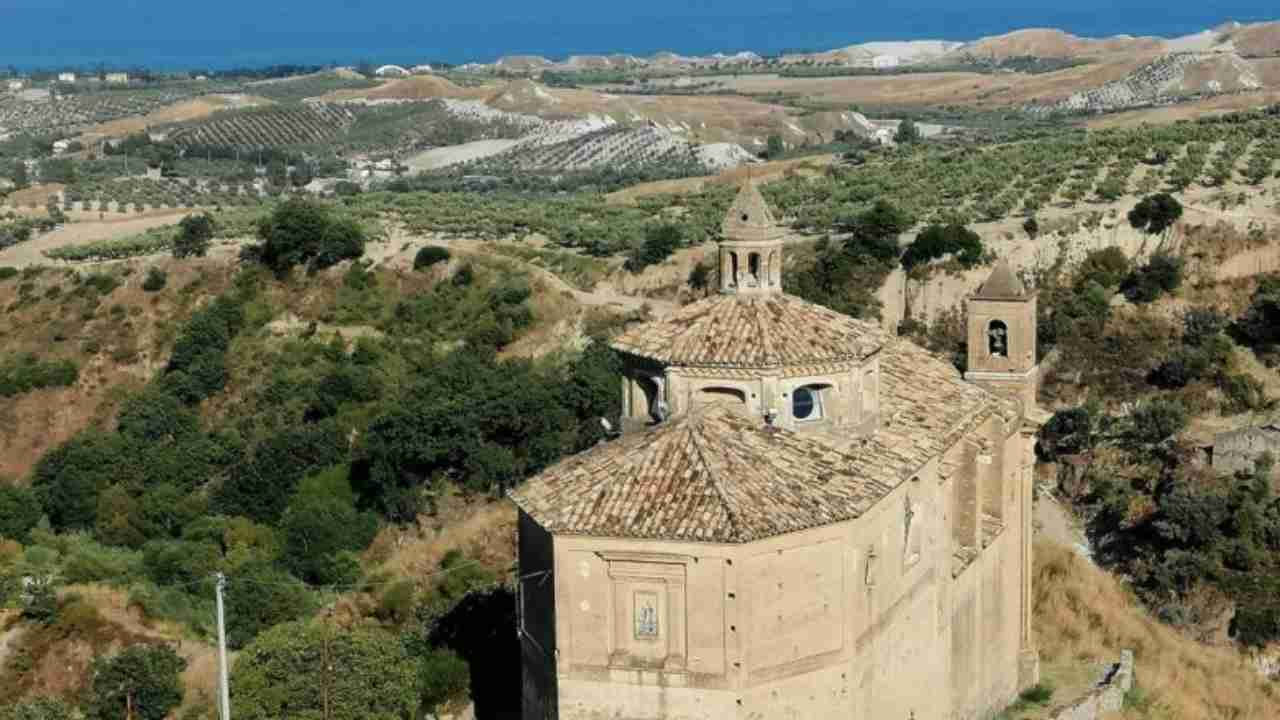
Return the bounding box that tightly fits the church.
[510,181,1041,720]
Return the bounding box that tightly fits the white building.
[52,139,73,156]
[58,72,77,83]
[105,72,129,84]
[6,79,24,91]
[873,55,900,70]
[411,64,434,74]
[375,65,410,77]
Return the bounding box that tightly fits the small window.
[988,320,1009,358]
[793,385,823,421]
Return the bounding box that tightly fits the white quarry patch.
[696,143,756,170]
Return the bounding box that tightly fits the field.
[169,104,357,150]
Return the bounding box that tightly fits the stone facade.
[511,182,1040,720]
[1213,422,1280,477]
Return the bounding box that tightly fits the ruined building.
[510,182,1041,720]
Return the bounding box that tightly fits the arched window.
[729,252,739,287]
[698,387,748,410]
[747,253,761,286]
[792,384,828,421]
[988,320,1009,358]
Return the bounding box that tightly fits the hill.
[948,28,1166,60]
[1033,542,1280,719]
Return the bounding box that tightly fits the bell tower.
[719,180,783,295]
[965,260,1038,411]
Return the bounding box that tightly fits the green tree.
[223,562,315,648]
[12,161,29,190]
[253,198,366,276]
[1233,275,1280,365]
[1128,397,1188,446]
[232,621,419,720]
[624,222,683,273]
[894,118,922,145]
[1128,193,1183,236]
[173,213,214,258]
[1122,253,1184,304]
[280,484,378,585]
[88,645,186,720]
[900,223,983,271]
[0,485,42,542]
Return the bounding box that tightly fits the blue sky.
[2,1,1277,69]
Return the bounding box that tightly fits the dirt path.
[0,210,194,268]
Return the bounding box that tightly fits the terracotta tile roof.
[610,293,890,369]
[511,337,1020,543]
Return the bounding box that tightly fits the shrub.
[0,485,42,542]
[141,267,167,292]
[1123,253,1184,303]
[1022,216,1039,239]
[417,648,471,714]
[0,697,77,720]
[0,267,18,281]
[0,354,78,397]
[1076,247,1130,289]
[413,246,451,270]
[173,213,214,258]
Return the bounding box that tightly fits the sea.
[3,1,1278,71]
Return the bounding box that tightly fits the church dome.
[611,292,889,369]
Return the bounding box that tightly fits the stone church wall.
[538,418,1030,720]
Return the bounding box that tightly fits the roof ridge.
[686,414,744,541]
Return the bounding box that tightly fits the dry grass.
[76,95,267,143]
[366,492,517,587]
[6,183,66,209]
[605,154,835,204]
[1034,541,1280,719]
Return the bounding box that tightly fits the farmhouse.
[6,79,25,91]
[512,182,1041,720]
[105,72,129,85]
[57,72,77,83]
[1213,419,1280,476]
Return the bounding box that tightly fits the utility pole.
[215,572,231,720]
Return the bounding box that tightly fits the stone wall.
[1046,650,1135,720]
